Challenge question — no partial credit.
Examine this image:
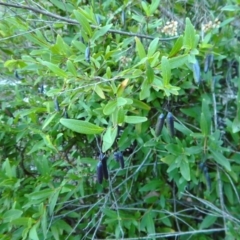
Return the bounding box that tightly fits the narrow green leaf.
[150,0,161,15]
[103,100,117,115]
[117,107,125,124]
[125,116,147,124]
[55,35,70,55]
[40,61,67,78]
[93,84,105,99]
[183,18,196,50]
[200,215,217,229]
[132,99,151,110]
[140,79,151,100]
[67,60,77,77]
[42,113,58,130]
[3,209,23,222]
[135,37,146,59]
[141,1,150,16]
[200,99,210,135]
[49,189,60,215]
[148,38,159,57]
[28,189,54,201]
[221,5,240,11]
[73,10,92,36]
[92,24,112,42]
[169,35,183,57]
[29,224,39,240]
[210,151,231,171]
[50,0,74,12]
[169,54,188,69]
[102,126,118,152]
[101,208,118,219]
[161,56,171,85]
[180,158,190,181]
[60,118,104,134]
[200,112,209,136]
[146,64,154,84]
[117,97,128,107]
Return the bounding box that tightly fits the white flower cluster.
[160,20,178,36]
[202,18,221,32]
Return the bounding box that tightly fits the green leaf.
[199,215,217,229]
[28,189,54,201]
[180,157,190,181]
[221,5,240,11]
[3,209,23,222]
[102,126,118,152]
[183,18,196,50]
[117,107,125,124]
[146,64,154,84]
[103,100,117,115]
[73,9,92,36]
[141,1,150,16]
[200,99,210,136]
[150,0,161,15]
[117,97,128,107]
[55,34,70,55]
[125,116,147,124]
[60,119,104,134]
[148,38,159,57]
[93,84,105,99]
[161,56,171,85]
[67,60,77,77]
[40,60,67,78]
[49,189,60,216]
[135,37,146,59]
[140,79,151,100]
[169,54,189,69]
[210,150,231,171]
[132,99,151,110]
[29,224,39,240]
[169,35,183,57]
[92,24,112,42]
[139,180,161,192]
[140,211,155,238]
[50,0,74,12]
[42,113,58,130]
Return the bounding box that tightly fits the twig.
[0,1,179,41]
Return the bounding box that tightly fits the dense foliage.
[0,0,240,239]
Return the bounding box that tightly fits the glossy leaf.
[67,59,77,76]
[183,18,196,50]
[161,56,171,85]
[200,216,217,229]
[135,37,146,59]
[60,118,104,134]
[40,61,67,78]
[148,38,159,57]
[125,116,148,124]
[73,10,92,36]
[210,150,231,171]
[169,35,183,57]
[180,157,190,181]
[103,100,117,115]
[102,126,118,152]
[92,24,112,41]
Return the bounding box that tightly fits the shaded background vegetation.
[0,0,240,239]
